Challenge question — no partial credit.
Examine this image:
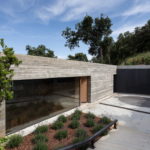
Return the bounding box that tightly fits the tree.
[68,53,88,62]
[110,20,150,65]
[62,15,113,63]
[0,39,21,103]
[26,45,57,58]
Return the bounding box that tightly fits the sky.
[0,0,150,59]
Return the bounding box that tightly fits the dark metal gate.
[114,66,150,95]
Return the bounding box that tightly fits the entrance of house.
[80,77,89,103]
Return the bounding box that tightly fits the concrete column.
[74,78,79,99]
[0,100,6,137]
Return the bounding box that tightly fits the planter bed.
[5,110,117,150]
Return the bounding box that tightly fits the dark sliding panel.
[114,69,150,95]
[6,77,80,133]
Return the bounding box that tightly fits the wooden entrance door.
[80,77,88,103]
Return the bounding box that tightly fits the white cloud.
[0,25,16,35]
[36,0,125,22]
[122,1,150,16]
[0,0,36,18]
[112,22,146,39]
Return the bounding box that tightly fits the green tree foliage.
[0,39,21,103]
[26,44,57,58]
[111,20,150,65]
[68,53,88,62]
[62,15,113,63]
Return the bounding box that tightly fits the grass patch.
[69,120,80,129]
[54,130,68,141]
[34,125,49,134]
[33,142,48,150]
[92,124,104,133]
[32,134,48,144]
[51,121,64,130]
[6,135,23,148]
[57,115,67,123]
[85,112,95,119]
[71,110,82,120]
[75,129,87,138]
[85,119,95,127]
[121,52,150,65]
[100,116,111,124]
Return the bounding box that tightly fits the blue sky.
[0,0,150,59]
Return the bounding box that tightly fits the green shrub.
[69,120,80,129]
[71,114,80,120]
[32,134,48,144]
[34,125,49,134]
[73,128,89,150]
[71,110,82,120]
[74,110,82,116]
[54,130,68,140]
[0,146,4,150]
[6,135,23,148]
[57,115,67,123]
[85,119,95,127]
[0,137,8,150]
[73,136,89,150]
[100,116,111,124]
[51,121,64,130]
[75,129,87,138]
[33,142,48,150]
[73,136,86,143]
[101,130,108,136]
[92,124,104,133]
[0,137,8,145]
[85,112,95,119]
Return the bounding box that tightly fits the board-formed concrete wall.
[0,101,5,137]
[0,54,116,136]
[12,54,116,102]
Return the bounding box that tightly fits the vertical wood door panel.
[80,77,88,103]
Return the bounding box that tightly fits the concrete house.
[0,54,116,137]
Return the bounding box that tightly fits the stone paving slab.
[88,126,150,150]
[100,94,150,113]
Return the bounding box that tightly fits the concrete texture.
[88,126,150,150]
[7,93,150,150]
[0,54,116,136]
[0,101,6,137]
[117,95,150,108]
[81,94,150,150]
[100,94,150,113]
[11,54,116,103]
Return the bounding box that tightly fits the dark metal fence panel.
[114,66,150,95]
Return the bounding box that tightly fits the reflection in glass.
[6,77,80,133]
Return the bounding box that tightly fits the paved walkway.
[80,94,150,150]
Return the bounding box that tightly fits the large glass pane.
[6,77,80,133]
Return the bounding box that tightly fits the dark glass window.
[6,77,80,133]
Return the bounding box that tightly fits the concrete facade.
[0,54,116,137]
[0,101,5,137]
[12,54,116,102]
